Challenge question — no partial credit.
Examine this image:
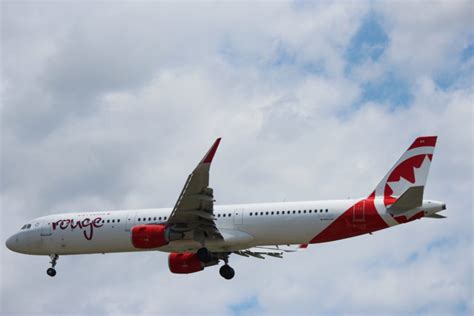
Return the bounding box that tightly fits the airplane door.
[353,201,365,222]
[233,209,243,225]
[38,221,55,252]
[40,221,52,236]
[125,212,137,231]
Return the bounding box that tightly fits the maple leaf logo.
[386,155,431,198]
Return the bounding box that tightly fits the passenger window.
[138,218,141,221]
[303,210,306,214]
[271,211,274,215]
[260,212,263,215]
[154,217,157,221]
[228,213,231,217]
[276,211,279,215]
[293,210,296,214]
[326,209,329,212]
[159,217,162,220]
[298,210,301,214]
[223,214,226,217]
[164,217,167,220]
[250,212,253,216]
[112,220,115,223]
[107,220,110,223]
[118,219,120,223]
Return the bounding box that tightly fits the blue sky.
[1,1,473,315]
[230,295,261,316]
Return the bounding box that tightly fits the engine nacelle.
[168,252,204,274]
[131,224,169,249]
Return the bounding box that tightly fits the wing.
[167,138,223,241]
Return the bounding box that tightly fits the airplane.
[5,136,446,280]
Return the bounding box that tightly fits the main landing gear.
[219,254,234,280]
[47,254,58,277]
[197,247,235,280]
[197,247,213,263]
[219,264,235,280]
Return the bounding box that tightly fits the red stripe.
[408,136,437,150]
[309,193,389,243]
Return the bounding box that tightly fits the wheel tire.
[47,268,56,277]
[197,247,211,263]
[219,265,235,280]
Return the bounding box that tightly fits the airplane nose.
[5,234,18,252]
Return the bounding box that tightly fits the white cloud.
[375,0,473,78]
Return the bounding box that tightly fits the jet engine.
[168,252,219,274]
[131,224,169,249]
[168,252,204,274]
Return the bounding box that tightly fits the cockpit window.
[20,224,32,230]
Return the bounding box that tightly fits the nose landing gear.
[47,254,58,277]
[47,267,56,277]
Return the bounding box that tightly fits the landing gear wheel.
[197,247,212,263]
[47,254,59,277]
[219,264,235,280]
[47,268,56,277]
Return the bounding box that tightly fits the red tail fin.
[372,136,437,202]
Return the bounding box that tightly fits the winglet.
[200,138,222,164]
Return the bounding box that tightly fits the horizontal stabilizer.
[388,186,424,215]
[425,213,447,219]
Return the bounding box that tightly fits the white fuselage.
[5,199,444,256]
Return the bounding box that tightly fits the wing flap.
[233,249,284,259]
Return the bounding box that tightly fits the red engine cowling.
[168,252,204,274]
[131,224,169,249]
